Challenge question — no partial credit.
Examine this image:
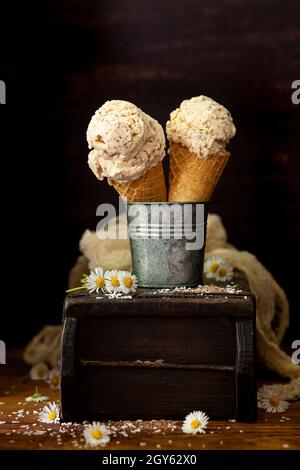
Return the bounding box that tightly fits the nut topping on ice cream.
[87,100,165,183]
[166,96,236,159]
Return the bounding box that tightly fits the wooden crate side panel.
[78,316,236,365]
[80,367,236,420]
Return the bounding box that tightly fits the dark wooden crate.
[61,274,256,422]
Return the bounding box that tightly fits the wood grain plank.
[78,316,236,365]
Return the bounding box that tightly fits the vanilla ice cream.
[87,100,165,183]
[166,96,236,159]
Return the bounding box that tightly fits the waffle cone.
[168,143,230,202]
[109,162,167,202]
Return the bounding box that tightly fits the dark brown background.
[1,0,299,345]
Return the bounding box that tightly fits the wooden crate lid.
[64,272,255,319]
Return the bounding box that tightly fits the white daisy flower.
[182,410,209,434]
[38,402,60,424]
[215,262,234,282]
[119,271,138,294]
[105,269,123,293]
[30,362,49,381]
[258,385,289,413]
[26,388,49,403]
[204,257,224,279]
[83,422,110,447]
[83,267,106,294]
[47,368,60,390]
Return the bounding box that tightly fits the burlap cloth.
[24,213,300,398]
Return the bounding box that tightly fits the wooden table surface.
[0,350,299,451]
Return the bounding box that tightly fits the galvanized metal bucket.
[127,202,208,288]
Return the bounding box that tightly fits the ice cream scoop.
[166,95,236,159]
[87,100,166,183]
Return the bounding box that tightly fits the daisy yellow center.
[124,276,133,288]
[218,268,227,277]
[48,411,56,421]
[96,276,105,288]
[92,429,103,440]
[190,419,200,429]
[111,276,120,287]
[51,376,59,386]
[38,368,45,378]
[210,263,219,273]
[270,395,280,407]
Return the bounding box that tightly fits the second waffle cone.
[168,143,230,202]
